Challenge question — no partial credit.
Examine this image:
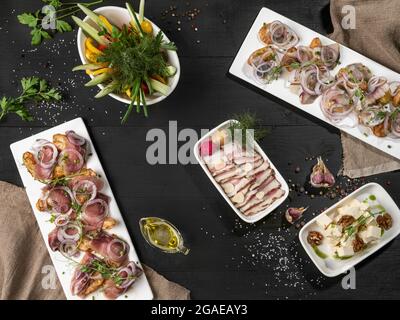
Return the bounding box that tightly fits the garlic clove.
[285,207,308,224]
[310,157,335,188]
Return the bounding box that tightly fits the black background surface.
[1,0,399,299]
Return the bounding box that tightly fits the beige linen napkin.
[329,0,400,178]
[0,181,190,300]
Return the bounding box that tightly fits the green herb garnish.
[0,77,61,122]
[229,112,269,147]
[17,0,103,45]
[97,26,176,121]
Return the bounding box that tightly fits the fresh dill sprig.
[229,112,269,147]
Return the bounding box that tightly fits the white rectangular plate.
[299,183,400,277]
[10,118,153,300]
[229,7,400,160]
[194,119,289,223]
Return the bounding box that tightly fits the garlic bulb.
[310,157,335,188]
[285,207,308,224]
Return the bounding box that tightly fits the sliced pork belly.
[243,188,285,216]
[103,262,143,299]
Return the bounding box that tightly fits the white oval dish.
[299,183,400,277]
[76,6,180,105]
[194,120,289,223]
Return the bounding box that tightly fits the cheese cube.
[325,224,342,238]
[359,225,381,243]
[316,213,333,229]
[337,199,363,219]
[336,246,354,257]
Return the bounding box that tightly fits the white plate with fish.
[229,7,400,160]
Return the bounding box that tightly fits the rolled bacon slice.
[42,186,74,215]
[85,232,130,267]
[81,197,109,231]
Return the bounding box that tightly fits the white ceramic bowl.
[76,6,180,105]
[194,120,289,223]
[299,183,400,277]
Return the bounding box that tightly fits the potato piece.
[36,199,46,212]
[258,23,271,45]
[83,277,104,296]
[309,37,322,48]
[53,134,69,151]
[103,217,117,230]
[78,237,91,251]
[372,122,389,137]
[22,152,37,178]
[393,91,400,107]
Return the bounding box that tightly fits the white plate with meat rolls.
[229,7,400,160]
[194,120,289,223]
[10,117,153,300]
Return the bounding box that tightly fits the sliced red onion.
[391,109,400,137]
[54,214,70,227]
[320,43,340,69]
[250,47,280,84]
[33,141,58,169]
[300,65,334,96]
[45,186,74,215]
[66,130,86,146]
[368,76,387,93]
[57,222,82,242]
[320,86,354,122]
[59,239,79,258]
[58,148,84,174]
[268,20,299,49]
[389,81,400,96]
[296,45,314,63]
[72,180,97,204]
[107,239,129,262]
[81,198,109,225]
[116,262,141,289]
[358,106,386,127]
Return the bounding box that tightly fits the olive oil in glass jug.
[139,217,190,255]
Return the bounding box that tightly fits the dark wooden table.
[1,0,399,299]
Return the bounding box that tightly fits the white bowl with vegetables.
[73,1,180,122]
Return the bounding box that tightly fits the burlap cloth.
[0,181,190,300]
[329,0,400,178]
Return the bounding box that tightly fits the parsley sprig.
[0,77,61,122]
[17,0,103,45]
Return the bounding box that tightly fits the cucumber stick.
[95,81,118,98]
[72,16,107,46]
[72,64,101,71]
[165,65,177,77]
[126,2,141,31]
[139,0,145,23]
[149,78,170,95]
[85,73,112,87]
[77,4,105,30]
